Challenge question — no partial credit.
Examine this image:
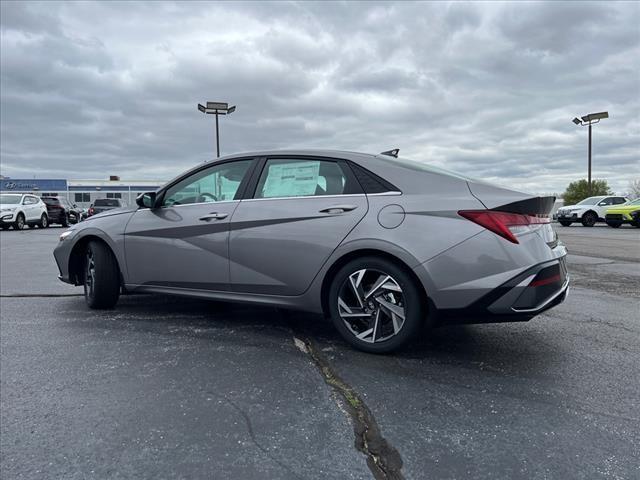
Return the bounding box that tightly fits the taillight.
[458,210,550,244]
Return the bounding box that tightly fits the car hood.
[0,203,20,209]
[85,206,137,220]
[558,204,589,210]
[606,204,640,213]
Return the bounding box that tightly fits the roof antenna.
[380,148,399,158]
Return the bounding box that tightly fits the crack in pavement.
[213,393,304,479]
[293,336,405,480]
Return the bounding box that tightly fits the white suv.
[0,193,49,230]
[556,195,628,227]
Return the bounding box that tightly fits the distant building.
[0,178,163,208]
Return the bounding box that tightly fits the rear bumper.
[433,257,569,326]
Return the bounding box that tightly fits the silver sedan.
[54,150,568,353]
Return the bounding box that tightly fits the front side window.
[162,159,253,207]
[598,197,614,206]
[254,159,357,199]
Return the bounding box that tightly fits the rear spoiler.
[492,196,556,215]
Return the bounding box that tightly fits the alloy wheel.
[337,269,406,343]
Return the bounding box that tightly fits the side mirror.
[598,201,607,206]
[136,192,157,209]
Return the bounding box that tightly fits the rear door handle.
[199,212,228,221]
[319,204,358,214]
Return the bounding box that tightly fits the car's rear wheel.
[581,211,597,227]
[606,221,622,228]
[559,221,572,227]
[39,214,48,228]
[14,214,25,230]
[84,240,120,309]
[328,257,424,353]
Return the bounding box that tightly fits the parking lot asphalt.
[1,225,639,479]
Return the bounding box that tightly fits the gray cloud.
[1,0,638,194]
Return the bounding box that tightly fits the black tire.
[559,221,572,227]
[83,240,120,309]
[14,214,25,230]
[328,256,425,354]
[61,213,69,228]
[606,221,622,228]
[39,214,49,228]
[1,226,8,230]
[581,211,597,227]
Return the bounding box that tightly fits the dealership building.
[0,177,163,208]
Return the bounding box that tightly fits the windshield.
[94,199,120,207]
[0,194,22,204]
[626,198,640,206]
[577,197,602,205]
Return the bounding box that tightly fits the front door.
[229,157,368,295]
[124,159,254,290]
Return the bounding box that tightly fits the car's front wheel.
[559,221,572,227]
[581,211,597,227]
[328,257,425,353]
[14,213,25,230]
[84,240,120,309]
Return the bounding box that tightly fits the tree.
[562,179,611,206]
[628,179,640,199]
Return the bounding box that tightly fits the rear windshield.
[42,198,60,205]
[381,155,479,182]
[94,199,120,207]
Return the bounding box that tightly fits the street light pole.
[198,102,236,158]
[588,123,592,193]
[572,111,608,196]
[215,111,220,158]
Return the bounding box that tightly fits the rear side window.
[349,162,399,194]
[254,159,361,199]
[613,197,627,205]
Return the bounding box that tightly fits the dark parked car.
[41,196,81,226]
[88,198,123,217]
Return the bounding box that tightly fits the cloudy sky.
[1,1,638,194]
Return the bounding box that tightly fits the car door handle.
[199,212,228,221]
[319,205,358,214]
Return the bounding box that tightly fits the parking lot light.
[198,101,237,158]
[572,111,609,195]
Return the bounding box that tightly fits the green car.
[605,198,640,228]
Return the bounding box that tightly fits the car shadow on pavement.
[63,293,559,374]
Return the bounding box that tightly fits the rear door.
[229,157,367,295]
[124,158,255,290]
